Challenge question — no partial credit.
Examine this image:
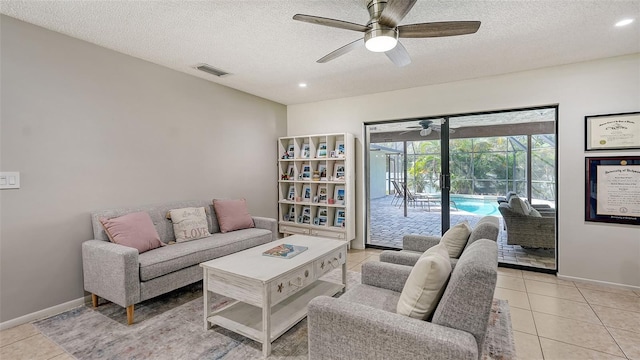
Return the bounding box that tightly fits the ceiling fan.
[293,0,481,67]
[401,120,454,136]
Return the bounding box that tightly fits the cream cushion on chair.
[440,221,472,258]
[397,242,452,319]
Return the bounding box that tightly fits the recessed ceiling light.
[298,83,307,88]
[615,18,634,27]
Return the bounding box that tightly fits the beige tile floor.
[1,248,638,360]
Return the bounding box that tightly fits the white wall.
[0,16,287,323]
[288,54,640,288]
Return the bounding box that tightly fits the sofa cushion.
[339,283,401,314]
[213,198,255,233]
[397,242,452,320]
[168,207,212,242]
[440,221,472,258]
[99,212,163,254]
[138,228,272,281]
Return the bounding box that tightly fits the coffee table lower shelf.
[206,280,343,344]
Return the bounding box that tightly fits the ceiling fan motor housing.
[364,22,399,52]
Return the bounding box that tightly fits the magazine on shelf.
[334,185,345,205]
[318,164,327,180]
[333,162,345,180]
[262,244,308,259]
[287,164,295,179]
[317,186,328,203]
[287,205,295,221]
[302,165,312,180]
[302,143,310,158]
[335,140,345,156]
[317,142,327,158]
[287,142,295,158]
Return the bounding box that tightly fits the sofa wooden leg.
[91,294,98,308]
[126,305,134,325]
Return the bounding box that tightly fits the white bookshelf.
[277,133,355,243]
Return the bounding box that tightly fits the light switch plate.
[0,172,20,189]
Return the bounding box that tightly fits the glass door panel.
[365,107,557,272]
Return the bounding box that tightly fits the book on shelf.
[262,244,308,259]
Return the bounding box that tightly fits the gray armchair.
[498,201,555,249]
[308,239,498,360]
[379,216,500,268]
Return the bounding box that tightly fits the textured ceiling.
[1,0,639,105]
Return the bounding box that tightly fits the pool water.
[450,195,500,216]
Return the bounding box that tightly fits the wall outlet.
[0,172,20,189]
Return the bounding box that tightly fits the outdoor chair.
[390,180,405,206]
[498,195,555,249]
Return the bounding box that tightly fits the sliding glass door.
[365,106,558,271]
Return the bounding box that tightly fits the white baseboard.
[558,274,640,292]
[0,296,88,331]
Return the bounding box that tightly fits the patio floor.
[368,195,556,270]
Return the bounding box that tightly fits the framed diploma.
[585,112,640,151]
[585,156,640,225]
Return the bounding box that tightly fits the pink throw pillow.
[213,199,255,233]
[100,212,163,253]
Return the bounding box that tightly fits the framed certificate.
[585,112,640,151]
[585,156,640,225]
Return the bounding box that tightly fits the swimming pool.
[450,195,500,216]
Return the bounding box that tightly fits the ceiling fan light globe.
[365,35,398,52]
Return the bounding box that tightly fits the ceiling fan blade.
[385,41,411,67]
[317,38,364,63]
[378,0,417,28]
[398,21,481,38]
[293,14,370,32]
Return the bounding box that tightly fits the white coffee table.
[200,235,347,357]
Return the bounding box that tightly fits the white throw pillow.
[397,242,452,320]
[169,207,212,242]
[440,221,472,258]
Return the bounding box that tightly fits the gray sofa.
[379,216,500,268]
[82,200,277,324]
[308,239,498,360]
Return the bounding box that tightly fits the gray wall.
[0,16,287,323]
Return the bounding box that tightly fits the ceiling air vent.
[195,64,230,77]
